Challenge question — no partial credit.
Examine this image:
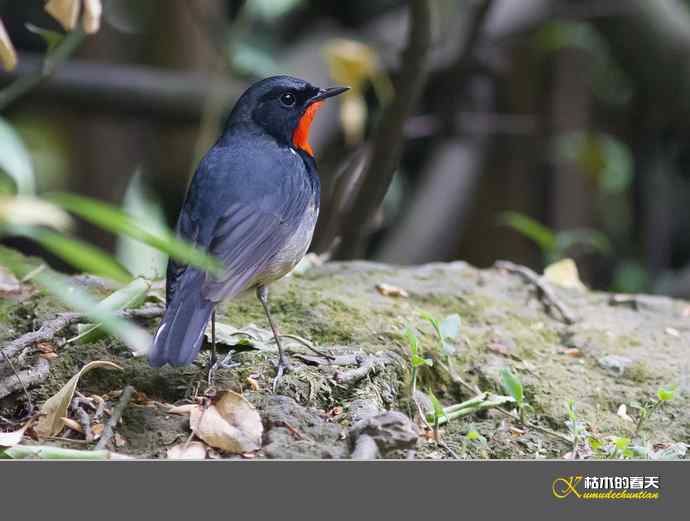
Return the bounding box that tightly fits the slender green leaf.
[68,277,151,344]
[429,391,448,425]
[1,445,126,459]
[25,23,64,53]
[554,229,611,258]
[498,212,556,256]
[0,118,35,195]
[411,354,432,368]
[404,327,418,356]
[1,254,151,356]
[420,311,441,337]
[46,192,222,275]
[16,226,132,283]
[115,172,167,278]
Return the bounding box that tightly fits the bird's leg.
[207,310,239,387]
[256,285,290,392]
[211,310,217,365]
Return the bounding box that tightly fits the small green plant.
[634,385,675,435]
[499,368,532,423]
[421,312,461,357]
[404,327,432,396]
[564,400,589,458]
[611,436,634,459]
[428,390,447,441]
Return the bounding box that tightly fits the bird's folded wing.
[200,190,310,302]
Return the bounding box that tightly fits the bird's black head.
[226,75,348,156]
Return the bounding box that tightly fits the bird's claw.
[272,356,292,393]
[207,350,240,386]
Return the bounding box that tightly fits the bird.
[148,76,348,390]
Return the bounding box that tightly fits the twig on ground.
[1,305,163,364]
[0,347,33,413]
[0,358,49,402]
[0,312,80,361]
[95,385,135,450]
[494,260,577,324]
[335,355,387,385]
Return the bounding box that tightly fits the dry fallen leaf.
[167,441,207,460]
[45,0,81,31]
[34,360,122,438]
[0,421,30,447]
[189,391,262,454]
[0,19,17,71]
[60,417,83,433]
[543,258,586,291]
[246,376,260,391]
[557,346,582,357]
[665,327,680,338]
[375,283,409,298]
[92,423,104,440]
[167,404,197,416]
[36,342,57,354]
[487,340,512,356]
[617,404,634,423]
[113,432,126,447]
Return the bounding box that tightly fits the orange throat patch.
[292,101,324,156]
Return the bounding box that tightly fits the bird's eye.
[280,92,296,107]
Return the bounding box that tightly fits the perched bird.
[148,76,348,388]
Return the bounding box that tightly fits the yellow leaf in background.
[45,0,81,31]
[543,258,586,291]
[82,0,102,34]
[0,20,17,71]
[34,360,122,438]
[323,39,392,145]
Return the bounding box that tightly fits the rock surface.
[1,255,689,459]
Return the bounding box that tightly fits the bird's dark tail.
[149,270,214,367]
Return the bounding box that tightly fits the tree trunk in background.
[70,23,149,251]
[147,0,226,222]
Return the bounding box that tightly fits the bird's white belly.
[253,201,318,286]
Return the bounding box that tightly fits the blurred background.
[2,0,690,298]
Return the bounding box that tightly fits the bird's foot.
[207,350,240,387]
[272,355,292,393]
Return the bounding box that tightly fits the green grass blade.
[16,226,132,283]
[46,192,223,275]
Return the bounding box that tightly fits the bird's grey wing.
[201,179,312,302]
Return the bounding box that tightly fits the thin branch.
[336,0,433,258]
[0,312,80,361]
[95,385,135,450]
[0,25,86,111]
[0,358,50,402]
[0,347,33,412]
